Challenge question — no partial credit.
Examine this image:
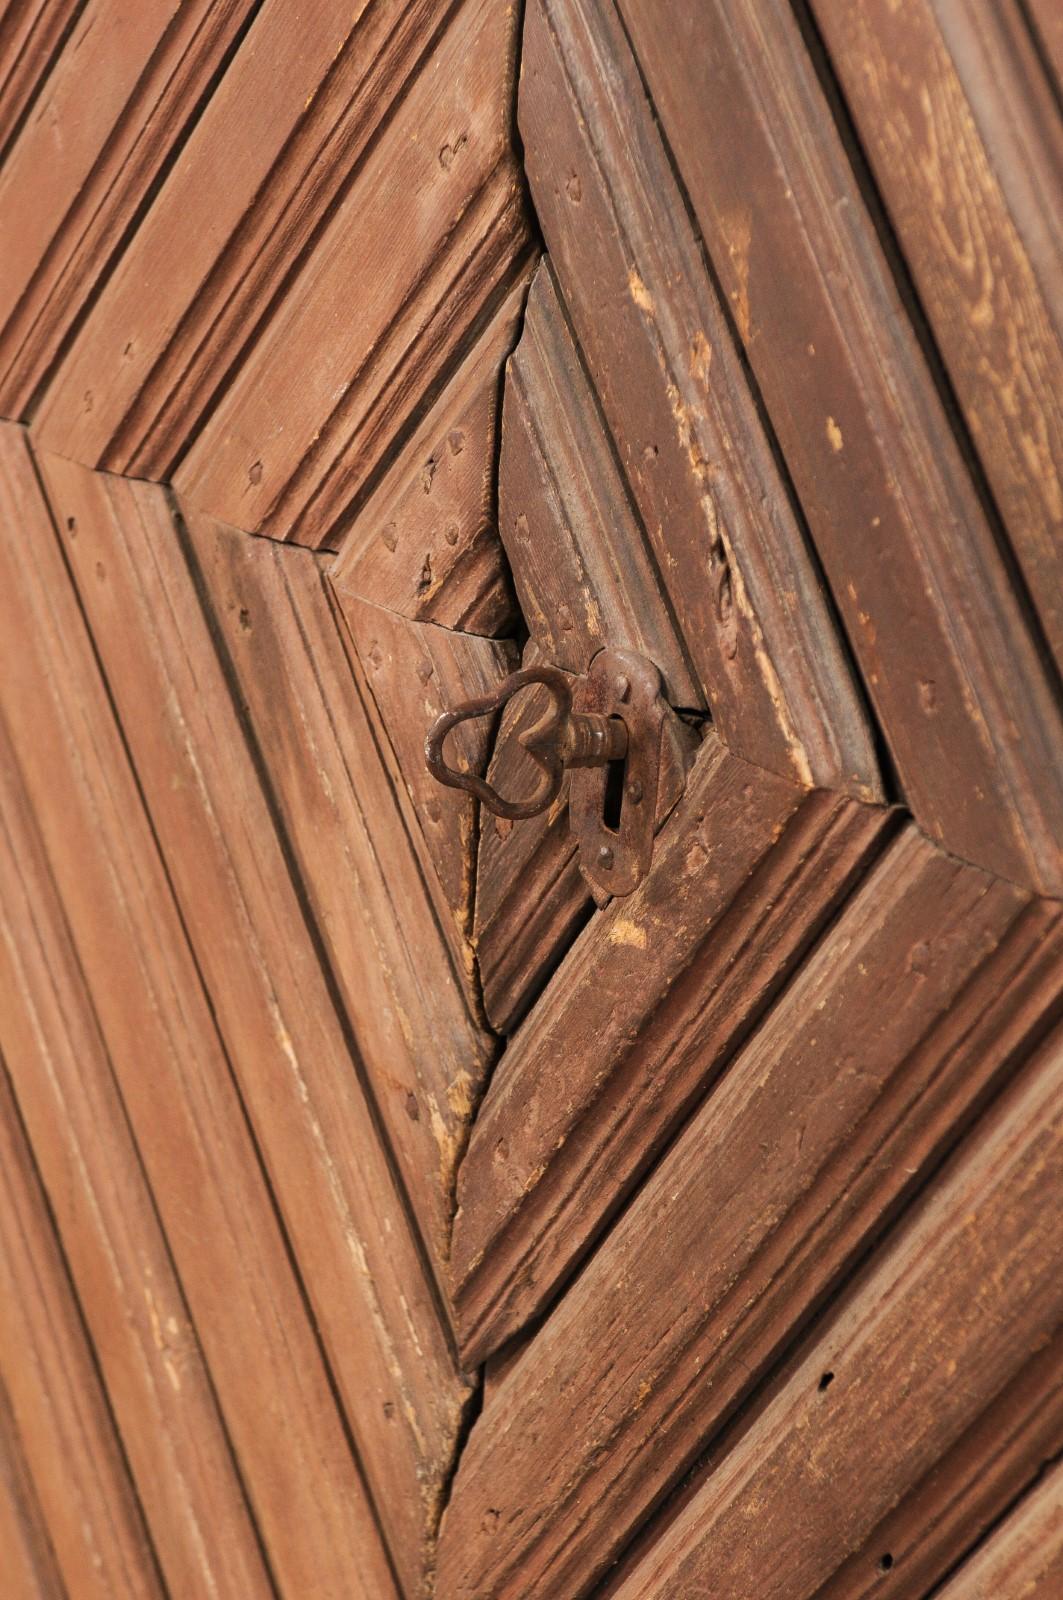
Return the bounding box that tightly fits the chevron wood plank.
[605,1021,1063,1600]
[169,0,531,546]
[183,506,497,1273]
[519,0,882,799]
[810,0,1063,676]
[440,826,1063,1597]
[330,272,530,629]
[0,1376,64,1600]
[0,713,278,1600]
[35,446,465,1596]
[451,735,890,1364]
[619,0,1063,895]
[0,0,81,154]
[934,1458,1063,1600]
[0,0,259,417]
[0,1068,160,1600]
[0,422,395,1600]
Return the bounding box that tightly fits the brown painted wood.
[0,1374,65,1600]
[0,0,259,416]
[0,0,81,156]
[34,446,463,1595]
[619,0,1063,894]
[604,1021,1063,1600]
[935,1458,1063,1599]
[0,422,395,1600]
[0,716,271,1600]
[329,273,530,628]
[184,508,497,1273]
[1025,0,1063,93]
[164,0,531,545]
[0,1066,161,1600]
[519,0,882,800]
[452,735,890,1364]
[440,826,1062,1598]
[810,0,1063,673]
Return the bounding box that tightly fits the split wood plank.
[0,711,276,1600]
[606,1018,1063,1600]
[0,1374,64,1600]
[451,733,890,1364]
[0,423,396,1600]
[337,589,517,960]
[0,0,81,156]
[329,273,530,629]
[499,258,699,706]
[0,1065,160,1600]
[166,0,531,546]
[519,0,882,800]
[184,507,497,1272]
[935,1458,1063,1600]
[440,825,1063,1598]
[34,446,464,1596]
[816,1328,1063,1600]
[810,0,1063,673]
[0,0,259,416]
[619,0,1063,894]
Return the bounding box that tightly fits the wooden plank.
[329,272,530,627]
[0,1066,161,1600]
[184,507,497,1273]
[0,0,259,416]
[337,590,517,960]
[0,0,81,156]
[500,258,699,706]
[0,712,275,1600]
[440,827,1062,1598]
[934,1458,1063,1600]
[473,645,591,1034]
[603,1018,1063,1600]
[810,0,1063,673]
[0,1374,65,1600]
[1025,0,1063,93]
[518,0,881,799]
[619,0,1063,894]
[34,446,464,1595]
[0,423,395,1600]
[451,735,890,1364]
[166,0,531,546]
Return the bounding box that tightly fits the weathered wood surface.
[33,446,456,1596]
[619,0,1063,895]
[0,0,81,154]
[330,273,529,628]
[520,0,882,800]
[0,0,259,416]
[934,1457,1063,1599]
[811,0,1063,674]
[0,1066,160,1600]
[0,1376,65,1600]
[452,735,890,1364]
[0,422,395,1600]
[605,1020,1063,1599]
[440,826,1063,1596]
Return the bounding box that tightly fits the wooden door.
[0,2,1061,1598]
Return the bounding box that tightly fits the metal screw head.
[627,778,643,805]
[597,845,614,869]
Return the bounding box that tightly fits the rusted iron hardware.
[425,648,692,896]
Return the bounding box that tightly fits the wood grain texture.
[519,0,881,799]
[166,0,531,546]
[452,735,890,1364]
[34,446,464,1595]
[0,1066,160,1600]
[0,422,394,1600]
[619,0,1063,893]
[184,507,497,1274]
[607,1021,1063,1600]
[810,0,1063,672]
[0,0,258,416]
[500,258,699,705]
[0,711,280,1600]
[0,1374,64,1600]
[440,826,1062,1598]
[1025,0,1063,93]
[330,271,530,629]
[935,1459,1063,1599]
[0,0,81,155]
